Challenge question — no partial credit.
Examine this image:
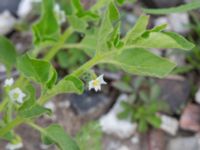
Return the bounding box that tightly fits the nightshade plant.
[0,0,195,149]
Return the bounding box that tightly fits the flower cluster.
[4,78,26,104]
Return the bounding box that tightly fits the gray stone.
[141,0,184,8]
[167,137,200,150]
[157,76,190,114]
[70,91,114,118]
[0,0,20,15]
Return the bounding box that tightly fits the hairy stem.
[44,27,74,61]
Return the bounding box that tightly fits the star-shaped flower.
[4,78,14,87]
[89,74,107,92]
[9,88,26,104]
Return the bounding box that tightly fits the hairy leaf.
[17,54,57,88]
[106,48,176,77]
[0,36,16,70]
[32,0,60,45]
[41,124,79,150]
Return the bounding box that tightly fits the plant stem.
[44,27,74,61]
[0,117,24,137]
[71,55,102,77]
[0,99,8,112]
[27,122,44,133]
[61,43,89,50]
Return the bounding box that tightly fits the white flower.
[54,4,66,25]
[0,11,16,35]
[9,88,26,104]
[4,78,14,87]
[89,74,107,92]
[6,142,23,150]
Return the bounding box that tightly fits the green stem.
[44,27,74,61]
[7,102,13,123]
[27,122,44,133]
[0,117,24,137]
[61,43,89,50]
[0,99,8,112]
[71,55,101,77]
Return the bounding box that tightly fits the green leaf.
[124,15,149,45]
[80,34,97,57]
[143,1,200,14]
[109,2,120,22]
[71,0,98,19]
[97,2,119,53]
[150,24,167,32]
[19,83,36,111]
[17,54,57,87]
[106,48,176,78]
[147,115,161,128]
[19,103,51,118]
[116,0,125,5]
[138,119,148,132]
[0,36,16,70]
[41,124,79,150]
[71,0,83,12]
[91,0,112,11]
[139,91,149,102]
[32,0,60,45]
[48,75,84,96]
[67,15,87,32]
[112,81,133,92]
[132,31,194,50]
[76,122,102,150]
[150,85,160,100]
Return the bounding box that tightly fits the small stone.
[17,0,41,18]
[40,144,50,150]
[118,146,130,150]
[0,10,16,35]
[100,95,137,139]
[154,13,190,35]
[141,0,183,8]
[58,100,71,108]
[0,0,20,14]
[148,129,167,150]
[70,92,114,118]
[195,88,200,104]
[167,137,200,150]
[180,103,200,132]
[0,64,6,73]
[157,76,190,114]
[44,101,56,112]
[131,135,140,144]
[159,114,179,135]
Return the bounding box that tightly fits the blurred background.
[0,0,200,150]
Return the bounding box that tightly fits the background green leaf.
[143,1,200,14]
[41,124,79,150]
[75,122,102,150]
[32,0,60,45]
[0,36,16,70]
